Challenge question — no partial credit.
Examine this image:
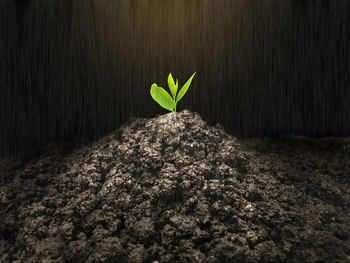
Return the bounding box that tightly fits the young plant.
[150,72,196,112]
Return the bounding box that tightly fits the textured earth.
[0,110,350,263]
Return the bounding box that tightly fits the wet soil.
[1,110,350,263]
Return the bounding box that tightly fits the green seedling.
[150,72,196,112]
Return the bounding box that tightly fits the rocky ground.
[0,109,350,263]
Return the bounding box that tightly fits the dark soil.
[1,110,350,263]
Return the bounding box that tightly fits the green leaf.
[150,83,175,111]
[167,73,177,99]
[176,72,196,103]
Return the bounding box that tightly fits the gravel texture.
[1,109,350,262]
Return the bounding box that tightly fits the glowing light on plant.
[150,72,196,112]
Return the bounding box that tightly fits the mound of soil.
[1,110,350,263]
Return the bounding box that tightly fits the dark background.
[1,0,350,157]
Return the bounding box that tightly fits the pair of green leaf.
[150,72,196,112]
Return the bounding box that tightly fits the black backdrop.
[1,0,350,157]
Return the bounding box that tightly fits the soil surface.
[1,110,350,263]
